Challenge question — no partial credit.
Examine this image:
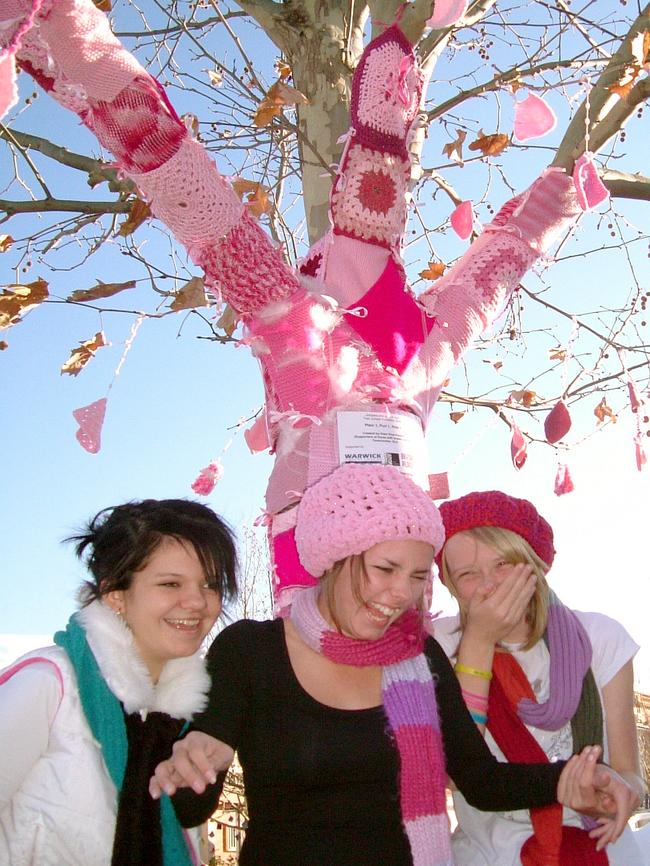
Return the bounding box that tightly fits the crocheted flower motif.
[331,144,409,249]
[357,169,397,215]
[471,241,531,301]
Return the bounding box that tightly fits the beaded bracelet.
[469,709,488,725]
[454,662,493,681]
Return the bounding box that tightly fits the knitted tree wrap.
[330,143,411,248]
[197,210,300,313]
[86,76,186,173]
[350,25,424,157]
[436,490,556,571]
[128,136,245,251]
[295,463,445,577]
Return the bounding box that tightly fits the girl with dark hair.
[0,498,238,866]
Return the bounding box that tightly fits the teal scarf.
[54,613,193,866]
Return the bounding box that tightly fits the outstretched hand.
[556,746,639,850]
[149,730,234,799]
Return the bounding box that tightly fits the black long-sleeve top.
[174,619,564,865]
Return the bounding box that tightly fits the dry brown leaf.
[419,261,446,281]
[442,129,467,164]
[631,29,650,69]
[118,199,151,237]
[208,69,223,87]
[275,59,292,80]
[232,179,272,217]
[609,64,642,100]
[449,411,465,424]
[0,340,8,350]
[594,396,617,425]
[61,331,108,376]
[181,113,200,137]
[216,303,240,337]
[67,279,136,303]
[549,347,567,362]
[510,389,537,407]
[253,79,308,127]
[468,130,510,157]
[93,0,111,10]
[0,278,49,329]
[0,234,14,253]
[483,358,503,371]
[169,276,208,312]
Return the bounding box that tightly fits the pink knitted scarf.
[290,587,452,866]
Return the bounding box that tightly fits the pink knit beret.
[295,463,445,577]
[436,490,555,574]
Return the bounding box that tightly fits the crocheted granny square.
[331,143,410,249]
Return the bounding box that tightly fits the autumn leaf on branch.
[253,80,308,128]
[215,303,240,337]
[468,130,510,157]
[61,331,108,376]
[231,179,272,218]
[449,411,465,423]
[118,199,151,237]
[594,396,617,425]
[0,278,49,329]
[0,234,14,253]
[549,347,567,362]
[510,389,537,407]
[419,261,446,281]
[67,279,136,303]
[207,69,223,87]
[0,341,8,350]
[169,276,208,312]
[274,59,292,81]
[442,130,467,165]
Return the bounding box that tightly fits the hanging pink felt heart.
[573,153,609,211]
[244,413,271,454]
[426,0,468,28]
[513,93,557,142]
[450,200,473,240]
[544,399,572,444]
[510,422,527,469]
[554,463,574,496]
[72,397,107,454]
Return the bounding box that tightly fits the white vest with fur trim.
[0,601,210,866]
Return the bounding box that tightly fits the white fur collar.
[77,600,211,719]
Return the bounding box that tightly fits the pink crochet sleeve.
[418,167,581,386]
[12,0,299,314]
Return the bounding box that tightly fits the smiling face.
[104,536,222,681]
[320,539,434,640]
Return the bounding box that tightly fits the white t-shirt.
[433,610,646,866]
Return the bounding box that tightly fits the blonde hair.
[319,552,427,633]
[440,526,550,650]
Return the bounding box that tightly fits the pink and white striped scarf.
[290,587,452,866]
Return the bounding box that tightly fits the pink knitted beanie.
[295,463,445,577]
[436,490,555,575]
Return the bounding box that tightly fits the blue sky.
[1,2,649,687]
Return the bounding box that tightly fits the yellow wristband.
[454,663,493,681]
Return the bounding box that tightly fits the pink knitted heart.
[244,414,270,453]
[72,397,107,454]
[426,0,468,28]
[544,399,571,444]
[573,153,609,211]
[450,200,473,240]
[513,93,557,142]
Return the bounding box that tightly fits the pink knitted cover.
[7,6,581,605]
